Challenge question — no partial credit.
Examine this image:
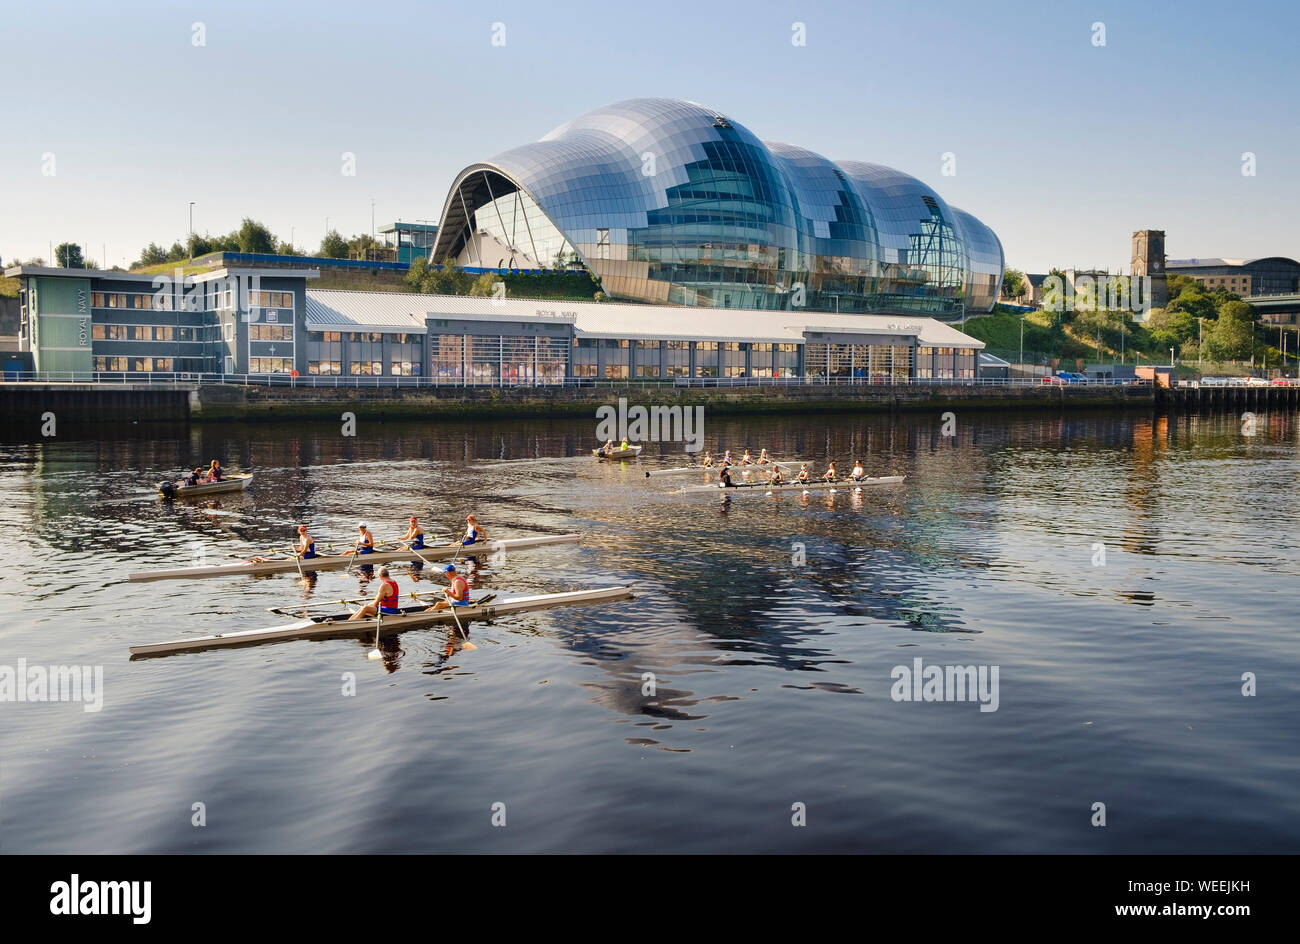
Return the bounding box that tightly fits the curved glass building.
[432,98,1003,319]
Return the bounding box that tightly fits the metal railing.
[0,370,1154,390]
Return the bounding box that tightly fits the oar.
[267,596,372,614]
[367,607,383,661]
[443,589,475,650]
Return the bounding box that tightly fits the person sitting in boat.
[208,460,223,482]
[619,438,630,451]
[348,565,401,621]
[822,461,837,483]
[702,452,714,468]
[850,460,865,481]
[183,467,202,487]
[757,449,770,465]
[402,516,424,550]
[739,449,753,465]
[295,525,316,560]
[795,463,811,483]
[722,450,734,466]
[356,522,375,555]
[427,563,470,610]
[768,464,784,484]
[462,514,484,545]
[718,466,736,488]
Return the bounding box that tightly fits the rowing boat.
[158,473,253,498]
[594,445,643,459]
[126,533,582,582]
[680,475,905,494]
[645,459,811,477]
[128,585,635,658]
[593,445,643,459]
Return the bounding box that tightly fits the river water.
[1,408,1296,853]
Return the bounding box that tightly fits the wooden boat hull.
[683,475,905,494]
[593,445,643,459]
[158,473,253,498]
[127,533,582,582]
[128,586,635,658]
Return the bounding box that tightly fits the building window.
[664,340,690,377]
[250,357,293,373]
[250,324,294,341]
[308,360,342,375]
[572,338,598,378]
[721,341,745,378]
[432,334,464,381]
[695,341,718,377]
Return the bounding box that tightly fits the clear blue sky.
[2,0,1296,274]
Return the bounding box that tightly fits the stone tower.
[1131,230,1168,310]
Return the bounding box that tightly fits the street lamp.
[188,202,195,261]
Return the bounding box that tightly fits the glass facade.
[433,98,1003,320]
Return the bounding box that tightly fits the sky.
[2,0,1297,274]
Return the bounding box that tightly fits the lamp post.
[188,202,195,261]
[1170,346,1175,368]
[1019,312,1025,370]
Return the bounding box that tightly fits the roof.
[304,291,428,334]
[1167,258,1251,268]
[305,289,983,348]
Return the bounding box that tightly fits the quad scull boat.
[128,586,635,658]
[127,533,581,582]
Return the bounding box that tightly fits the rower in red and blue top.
[462,514,485,546]
[295,525,316,559]
[402,516,424,550]
[348,566,401,620]
[426,563,470,610]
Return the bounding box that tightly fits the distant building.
[1165,257,1300,297]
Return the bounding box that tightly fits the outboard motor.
[158,480,177,497]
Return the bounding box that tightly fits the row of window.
[248,291,295,309]
[92,324,212,342]
[305,360,426,376]
[94,356,175,371]
[93,290,294,312]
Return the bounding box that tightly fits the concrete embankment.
[0,381,1157,428]
[189,382,1153,421]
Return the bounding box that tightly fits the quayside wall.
[188,383,1153,422]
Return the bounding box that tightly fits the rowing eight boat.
[126,533,581,582]
[128,586,635,658]
[158,473,253,498]
[646,459,812,477]
[680,475,906,494]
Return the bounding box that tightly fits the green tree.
[404,256,428,290]
[55,243,85,268]
[1001,268,1026,300]
[137,243,168,267]
[167,242,186,261]
[469,271,501,297]
[320,229,348,259]
[187,233,215,258]
[1203,301,1255,361]
[234,218,275,254]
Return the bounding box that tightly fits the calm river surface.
[1,408,1297,853]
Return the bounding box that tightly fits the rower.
[850,459,865,481]
[740,449,753,465]
[768,464,784,484]
[462,514,485,546]
[722,449,734,466]
[822,461,837,483]
[402,516,424,550]
[295,525,316,560]
[702,451,715,468]
[348,565,401,621]
[427,563,471,610]
[757,448,770,465]
[356,522,375,555]
[208,459,223,482]
[796,463,811,483]
[718,466,736,488]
